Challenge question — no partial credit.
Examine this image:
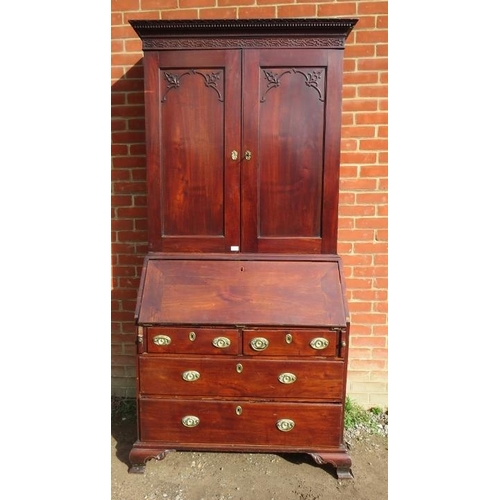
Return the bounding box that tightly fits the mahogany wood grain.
[139,398,343,447]
[146,326,239,355]
[148,50,241,252]
[241,49,343,253]
[137,259,347,326]
[138,356,345,400]
[242,328,341,357]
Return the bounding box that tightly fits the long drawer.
[139,356,345,400]
[139,398,343,448]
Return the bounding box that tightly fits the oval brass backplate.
[182,370,200,382]
[276,419,295,432]
[182,416,200,428]
[250,337,269,351]
[310,337,329,350]
[153,335,171,346]
[212,337,231,348]
[278,372,296,384]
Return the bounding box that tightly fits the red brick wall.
[111,0,388,408]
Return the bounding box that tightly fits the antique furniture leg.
[309,450,353,479]
[128,444,174,474]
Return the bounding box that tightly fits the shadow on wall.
[111,59,148,398]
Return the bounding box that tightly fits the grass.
[344,395,387,434]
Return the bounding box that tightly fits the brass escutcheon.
[212,337,231,348]
[189,331,196,341]
[250,337,269,351]
[153,335,171,346]
[276,419,295,432]
[236,363,243,373]
[310,337,329,350]
[182,416,200,428]
[182,370,200,382]
[285,333,293,344]
[231,150,238,160]
[278,372,297,384]
[235,406,243,415]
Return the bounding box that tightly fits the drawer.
[146,327,239,355]
[139,356,344,401]
[139,398,343,448]
[242,329,341,357]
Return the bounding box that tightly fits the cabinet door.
[241,49,344,253]
[144,50,241,252]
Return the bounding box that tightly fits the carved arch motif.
[162,69,224,102]
[261,68,325,103]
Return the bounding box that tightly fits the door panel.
[146,50,241,252]
[241,49,343,253]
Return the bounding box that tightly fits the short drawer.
[242,329,341,357]
[139,356,344,401]
[139,398,343,448]
[146,327,239,355]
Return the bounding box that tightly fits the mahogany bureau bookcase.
[128,18,358,480]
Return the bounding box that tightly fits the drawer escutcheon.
[250,337,269,351]
[182,370,200,382]
[276,419,295,432]
[212,337,231,348]
[310,337,329,350]
[153,335,171,346]
[182,415,200,428]
[278,372,297,384]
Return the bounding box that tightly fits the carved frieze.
[144,38,344,50]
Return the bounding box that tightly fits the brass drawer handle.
[276,419,295,432]
[250,337,269,351]
[278,372,296,384]
[182,370,200,382]
[310,337,329,350]
[182,415,200,428]
[153,335,171,346]
[212,337,231,348]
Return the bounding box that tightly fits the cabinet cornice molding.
[130,18,358,50]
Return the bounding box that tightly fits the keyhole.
[240,266,244,272]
